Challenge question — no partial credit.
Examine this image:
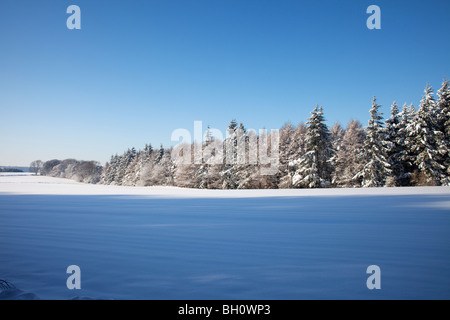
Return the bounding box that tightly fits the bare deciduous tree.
[29,160,43,175]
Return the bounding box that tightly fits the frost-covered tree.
[142,145,174,186]
[391,103,415,186]
[133,144,154,185]
[400,103,418,182]
[155,144,165,164]
[333,119,365,187]
[142,144,153,160]
[40,158,102,183]
[199,133,224,189]
[291,122,307,161]
[222,119,242,189]
[122,147,139,185]
[356,97,390,187]
[29,160,43,175]
[74,161,102,184]
[329,122,345,185]
[114,148,137,185]
[436,80,450,185]
[174,143,201,188]
[278,122,295,188]
[384,101,406,186]
[291,106,333,188]
[204,125,213,144]
[101,154,119,184]
[408,85,446,185]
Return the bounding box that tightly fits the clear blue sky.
[1,0,449,166]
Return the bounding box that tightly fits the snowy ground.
[1,173,449,299]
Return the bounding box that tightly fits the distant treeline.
[36,159,102,184]
[35,80,450,188]
[0,168,24,173]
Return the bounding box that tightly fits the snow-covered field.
[1,173,449,299]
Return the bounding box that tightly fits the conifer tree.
[437,80,450,185]
[409,85,446,185]
[329,122,345,186]
[393,103,415,185]
[278,122,295,188]
[384,101,405,186]
[291,106,333,188]
[356,97,390,187]
[334,120,365,187]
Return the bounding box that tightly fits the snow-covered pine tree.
[278,122,295,188]
[408,85,446,185]
[282,123,307,188]
[355,97,390,187]
[122,147,138,185]
[401,103,418,182]
[384,101,405,186]
[235,122,267,189]
[222,119,240,189]
[436,80,450,185]
[133,143,153,185]
[329,122,345,186]
[101,154,120,184]
[145,145,174,186]
[258,129,280,188]
[333,119,365,187]
[142,144,153,160]
[199,126,224,189]
[204,125,213,145]
[155,144,165,164]
[393,103,415,186]
[291,105,333,188]
[439,80,450,137]
[199,146,224,189]
[113,153,126,185]
[291,122,307,161]
[174,143,197,188]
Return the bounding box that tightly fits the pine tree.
[401,103,418,182]
[155,144,165,163]
[334,119,366,187]
[291,106,333,188]
[436,80,450,185]
[228,119,238,131]
[222,119,242,189]
[356,97,390,187]
[204,125,213,145]
[329,122,345,186]
[143,144,153,159]
[394,103,415,186]
[101,154,119,184]
[384,101,405,186]
[200,128,224,189]
[278,122,295,188]
[409,85,446,185]
[284,123,307,187]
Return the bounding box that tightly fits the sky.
[0,0,449,166]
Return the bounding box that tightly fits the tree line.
[35,80,450,188]
[32,159,102,183]
[0,167,24,173]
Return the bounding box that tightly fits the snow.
[1,173,449,198]
[1,173,450,299]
